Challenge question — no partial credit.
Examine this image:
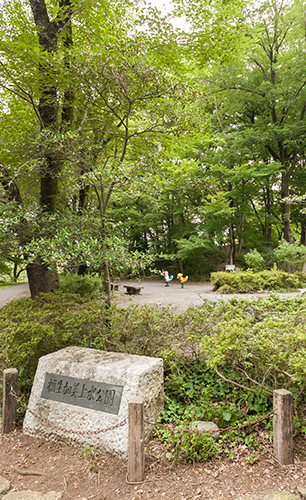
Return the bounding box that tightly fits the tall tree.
[197,0,306,254]
[0,0,77,296]
[25,0,74,297]
[0,0,186,297]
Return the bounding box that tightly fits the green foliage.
[2,0,306,296]
[59,273,105,298]
[200,295,306,395]
[0,262,13,281]
[0,292,110,395]
[244,249,265,272]
[92,303,180,359]
[156,358,272,463]
[155,421,219,463]
[211,268,306,293]
[273,241,306,272]
[3,290,306,461]
[3,291,306,397]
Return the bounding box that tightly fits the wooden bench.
[124,285,143,295]
[110,283,120,291]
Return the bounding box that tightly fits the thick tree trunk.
[26,0,73,298]
[27,257,59,297]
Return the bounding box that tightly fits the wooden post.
[2,368,18,434]
[128,397,145,483]
[273,389,294,465]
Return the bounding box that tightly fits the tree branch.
[252,58,272,83]
[236,367,273,395]
[250,199,265,232]
[215,368,272,395]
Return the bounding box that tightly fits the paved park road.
[0,283,30,308]
[0,280,303,312]
[114,279,303,312]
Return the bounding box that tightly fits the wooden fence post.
[273,389,294,465]
[128,397,145,483]
[2,368,18,434]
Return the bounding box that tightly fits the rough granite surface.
[23,346,164,457]
[2,492,62,500]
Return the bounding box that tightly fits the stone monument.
[23,347,163,457]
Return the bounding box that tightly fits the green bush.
[59,273,105,298]
[273,241,306,272]
[211,268,306,292]
[157,357,272,462]
[3,292,306,400]
[2,291,306,461]
[0,292,110,395]
[0,294,182,397]
[199,295,306,406]
[244,249,265,272]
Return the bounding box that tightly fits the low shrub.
[2,292,306,400]
[157,357,272,462]
[2,292,306,461]
[0,292,110,395]
[211,268,306,292]
[59,273,105,298]
[244,249,265,272]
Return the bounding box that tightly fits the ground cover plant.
[1,288,306,463]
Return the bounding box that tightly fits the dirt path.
[1,429,306,500]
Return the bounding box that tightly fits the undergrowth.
[1,291,306,462]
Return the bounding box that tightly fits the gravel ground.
[113,279,302,312]
[1,281,302,312]
[1,429,306,500]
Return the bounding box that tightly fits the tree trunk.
[77,263,89,275]
[177,258,184,274]
[13,262,18,283]
[237,215,243,253]
[26,0,73,297]
[282,173,295,243]
[27,257,59,297]
[228,222,236,265]
[103,259,111,308]
[301,217,306,246]
[264,187,272,243]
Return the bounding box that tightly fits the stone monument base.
[23,347,163,458]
